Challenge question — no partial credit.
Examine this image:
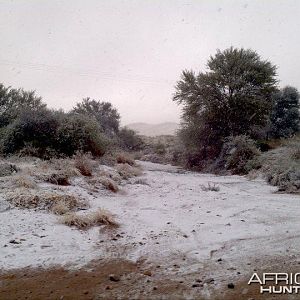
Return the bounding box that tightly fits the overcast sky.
[0,0,299,125]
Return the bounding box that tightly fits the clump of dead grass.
[116,163,142,180]
[38,159,80,177]
[116,153,136,166]
[44,172,70,186]
[13,175,37,189]
[98,177,119,192]
[74,153,93,176]
[6,190,87,213]
[61,208,118,229]
[98,169,122,183]
[133,178,149,185]
[201,183,220,192]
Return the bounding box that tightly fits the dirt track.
[1,258,300,300]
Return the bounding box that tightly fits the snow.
[1,160,300,277]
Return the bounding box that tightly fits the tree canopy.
[0,83,46,127]
[270,86,300,138]
[173,47,278,159]
[73,98,120,136]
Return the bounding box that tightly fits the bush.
[118,127,143,151]
[260,139,300,193]
[220,135,260,174]
[0,109,59,156]
[270,86,300,138]
[73,98,120,137]
[0,83,46,127]
[56,113,107,157]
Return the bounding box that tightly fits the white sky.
[0,0,299,125]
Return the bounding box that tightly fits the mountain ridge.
[125,122,179,136]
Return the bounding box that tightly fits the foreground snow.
[1,161,300,279]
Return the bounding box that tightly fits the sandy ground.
[1,160,300,299]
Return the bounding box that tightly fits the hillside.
[126,122,179,136]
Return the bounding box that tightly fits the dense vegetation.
[0,85,141,158]
[173,48,299,168]
[172,47,300,192]
[0,47,299,193]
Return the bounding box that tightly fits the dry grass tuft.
[116,153,136,166]
[39,159,80,177]
[99,177,119,192]
[201,183,220,192]
[6,190,87,213]
[133,178,149,185]
[74,153,93,176]
[13,175,37,189]
[116,163,142,180]
[61,208,118,229]
[98,169,122,183]
[44,173,70,186]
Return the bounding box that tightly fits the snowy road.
[1,160,300,280]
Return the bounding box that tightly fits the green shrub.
[0,109,59,156]
[0,110,107,158]
[56,113,107,157]
[118,127,143,151]
[260,139,300,193]
[220,135,260,174]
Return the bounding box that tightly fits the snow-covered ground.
[1,160,300,281]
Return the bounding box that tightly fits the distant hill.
[126,122,179,136]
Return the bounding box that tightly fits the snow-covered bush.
[61,208,118,229]
[220,135,261,175]
[261,139,300,193]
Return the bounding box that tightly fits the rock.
[0,163,19,177]
[217,258,222,262]
[192,284,202,288]
[195,279,202,283]
[228,283,235,289]
[109,274,120,282]
[9,239,21,244]
[183,234,188,238]
[204,278,214,284]
[105,285,112,290]
[0,200,10,212]
[143,270,152,276]
[153,287,157,290]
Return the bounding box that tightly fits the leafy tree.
[1,108,58,155]
[0,83,46,127]
[73,98,120,136]
[270,86,300,138]
[118,127,143,151]
[56,113,107,157]
[173,47,278,162]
